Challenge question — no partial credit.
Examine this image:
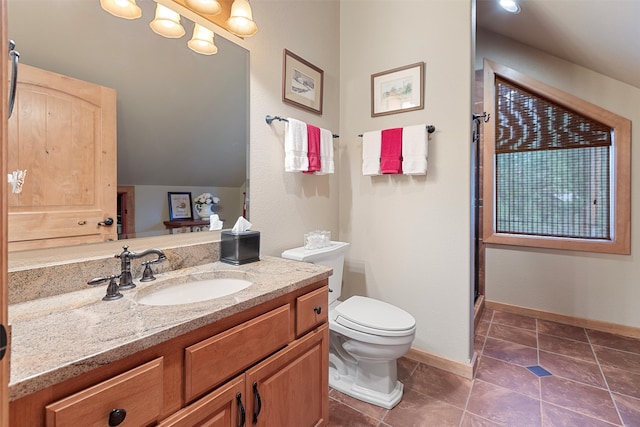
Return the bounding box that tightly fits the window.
[482,61,631,254]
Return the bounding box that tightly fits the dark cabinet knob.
[108,408,126,426]
[314,306,322,315]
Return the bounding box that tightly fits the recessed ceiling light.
[499,0,521,13]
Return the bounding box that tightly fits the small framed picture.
[371,62,425,117]
[282,49,324,115]
[168,192,193,221]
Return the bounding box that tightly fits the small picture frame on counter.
[168,192,193,221]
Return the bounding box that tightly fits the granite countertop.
[8,256,332,401]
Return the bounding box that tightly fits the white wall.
[243,1,341,256]
[240,0,474,364]
[339,1,474,362]
[134,185,244,233]
[478,29,640,328]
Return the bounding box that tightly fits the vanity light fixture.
[100,0,142,19]
[226,0,258,37]
[188,24,218,55]
[185,0,222,15]
[499,0,521,13]
[149,3,186,38]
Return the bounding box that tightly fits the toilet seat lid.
[334,296,416,337]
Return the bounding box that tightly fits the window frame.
[482,60,631,255]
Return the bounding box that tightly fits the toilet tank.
[281,241,349,303]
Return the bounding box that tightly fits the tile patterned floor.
[328,308,640,426]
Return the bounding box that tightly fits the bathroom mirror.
[7,0,249,241]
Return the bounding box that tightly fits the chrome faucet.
[115,245,167,290]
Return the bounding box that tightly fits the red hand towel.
[305,124,322,174]
[380,127,403,174]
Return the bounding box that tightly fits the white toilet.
[282,241,416,409]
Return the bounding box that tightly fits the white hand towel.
[402,124,428,175]
[284,118,309,172]
[362,130,381,176]
[316,128,334,175]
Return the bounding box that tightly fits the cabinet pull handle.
[252,381,262,424]
[236,392,246,427]
[108,408,126,426]
[314,306,322,315]
[8,40,20,119]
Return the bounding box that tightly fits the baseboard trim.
[405,347,478,380]
[485,300,640,340]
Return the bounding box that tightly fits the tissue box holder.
[221,230,260,265]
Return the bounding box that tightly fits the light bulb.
[226,0,258,37]
[188,24,218,55]
[100,0,142,19]
[185,0,222,15]
[149,4,186,38]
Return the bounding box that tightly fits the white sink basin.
[137,278,252,306]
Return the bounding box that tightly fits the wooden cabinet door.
[7,63,117,251]
[159,375,246,427]
[245,324,329,427]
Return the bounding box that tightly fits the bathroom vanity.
[7,255,331,426]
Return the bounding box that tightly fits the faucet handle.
[87,274,124,301]
[140,261,157,282]
[87,274,120,286]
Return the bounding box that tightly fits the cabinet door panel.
[246,324,329,427]
[159,375,245,427]
[185,305,291,403]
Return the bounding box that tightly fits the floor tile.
[397,357,419,383]
[402,363,472,409]
[460,412,503,426]
[488,323,538,347]
[466,380,541,427]
[382,388,463,427]
[537,319,588,342]
[538,333,597,363]
[476,355,540,398]
[601,365,640,399]
[593,345,640,374]
[476,320,490,336]
[611,393,640,426]
[587,330,640,354]
[540,376,621,424]
[329,389,388,421]
[539,350,606,388]
[541,401,621,427]
[327,397,380,427]
[482,337,539,366]
[491,311,537,330]
[474,333,487,354]
[328,309,640,426]
[479,308,494,323]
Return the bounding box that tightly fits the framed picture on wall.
[282,49,324,115]
[168,192,193,221]
[371,62,425,117]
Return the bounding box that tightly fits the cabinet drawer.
[185,304,291,402]
[45,357,163,427]
[296,286,328,336]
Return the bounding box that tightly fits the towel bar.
[357,125,435,137]
[265,115,339,138]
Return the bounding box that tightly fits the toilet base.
[329,365,404,409]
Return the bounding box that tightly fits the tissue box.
[220,230,260,265]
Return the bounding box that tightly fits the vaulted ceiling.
[476,0,640,89]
